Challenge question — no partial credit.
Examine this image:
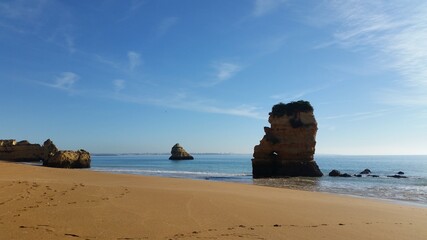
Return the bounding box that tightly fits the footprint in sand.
[64,233,80,238]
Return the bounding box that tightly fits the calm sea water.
[91,154,427,206]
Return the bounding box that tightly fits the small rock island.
[169,143,194,160]
[0,139,91,168]
[252,101,323,178]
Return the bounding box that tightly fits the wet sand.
[1,161,426,239]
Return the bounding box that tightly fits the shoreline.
[15,160,427,208]
[1,161,427,239]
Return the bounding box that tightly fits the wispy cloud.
[253,0,287,17]
[113,79,125,92]
[204,62,241,86]
[270,85,328,101]
[128,51,141,71]
[324,1,427,105]
[41,72,79,92]
[96,51,142,73]
[95,54,121,70]
[64,32,75,53]
[378,88,427,107]
[118,0,146,22]
[215,62,241,81]
[0,0,48,35]
[112,91,263,119]
[0,0,47,21]
[192,104,263,119]
[130,0,145,11]
[156,17,178,37]
[0,0,78,54]
[321,109,391,122]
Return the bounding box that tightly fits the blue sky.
[1,0,427,154]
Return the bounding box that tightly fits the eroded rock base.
[252,159,323,178]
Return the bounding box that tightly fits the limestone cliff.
[0,139,91,168]
[169,143,194,160]
[0,139,45,162]
[252,101,323,178]
[43,150,91,168]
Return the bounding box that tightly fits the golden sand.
[1,161,426,239]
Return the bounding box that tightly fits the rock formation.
[0,139,91,168]
[169,143,194,160]
[43,150,91,168]
[0,139,45,162]
[328,169,341,177]
[43,139,58,161]
[328,170,352,177]
[252,101,323,178]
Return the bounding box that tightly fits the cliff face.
[0,139,91,168]
[0,140,45,162]
[169,143,194,160]
[252,101,323,178]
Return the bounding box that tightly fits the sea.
[90,154,427,207]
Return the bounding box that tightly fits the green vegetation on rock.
[270,100,314,117]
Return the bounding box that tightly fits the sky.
[1,0,427,155]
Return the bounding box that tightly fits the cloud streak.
[128,51,141,71]
[253,0,287,17]
[0,0,47,21]
[203,62,241,87]
[270,85,328,102]
[41,72,79,92]
[215,62,241,81]
[325,1,427,105]
[113,91,263,119]
[113,79,125,92]
[157,17,178,37]
[321,109,392,122]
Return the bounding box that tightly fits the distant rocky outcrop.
[328,169,341,177]
[43,150,91,168]
[0,139,45,162]
[252,101,323,178]
[387,174,407,179]
[328,169,409,179]
[169,143,194,160]
[328,170,352,177]
[0,139,91,168]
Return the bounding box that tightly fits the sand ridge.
[1,161,426,239]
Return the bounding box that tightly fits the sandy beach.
[1,161,426,240]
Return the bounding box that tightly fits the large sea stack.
[252,101,323,178]
[169,143,194,160]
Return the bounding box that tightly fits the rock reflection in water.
[253,177,321,192]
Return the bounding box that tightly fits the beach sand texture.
[1,161,426,240]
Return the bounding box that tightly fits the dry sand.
[1,161,426,240]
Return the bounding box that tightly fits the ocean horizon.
[89,154,427,207]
